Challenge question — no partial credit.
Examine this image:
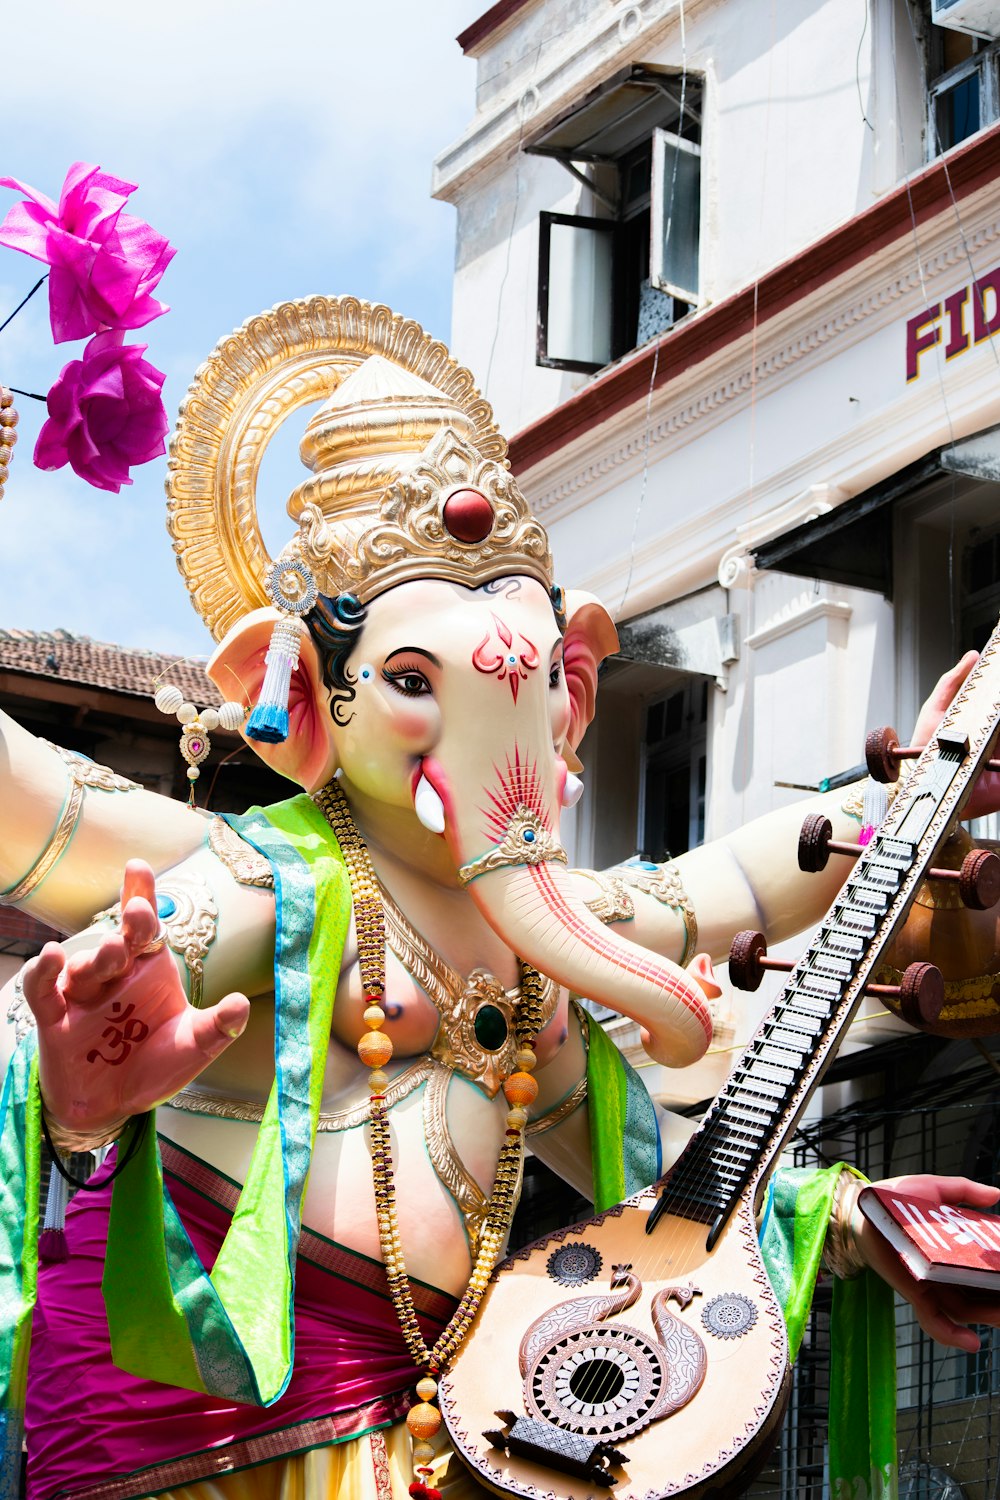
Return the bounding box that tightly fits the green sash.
[0,1042,40,1500]
[750,1165,896,1500]
[583,1007,660,1212]
[102,794,352,1404]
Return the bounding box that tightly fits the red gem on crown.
[442,488,493,544]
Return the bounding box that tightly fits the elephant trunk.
[463,860,713,1069]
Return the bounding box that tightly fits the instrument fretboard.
[652,626,1000,1245]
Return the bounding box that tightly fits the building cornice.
[457,0,537,55]
[524,195,1000,522]
[509,122,1000,477]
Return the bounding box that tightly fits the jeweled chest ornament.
[472,614,540,704]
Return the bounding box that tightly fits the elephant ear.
[562,591,619,770]
[207,608,340,793]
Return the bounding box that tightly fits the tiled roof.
[0,628,220,704]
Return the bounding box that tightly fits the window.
[923,11,1000,156]
[640,678,707,861]
[530,65,703,374]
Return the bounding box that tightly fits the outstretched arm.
[0,709,209,933]
[586,653,1000,967]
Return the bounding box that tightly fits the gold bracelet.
[576,869,636,925]
[823,1171,867,1280]
[42,1104,128,1156]
[1,773,85,905]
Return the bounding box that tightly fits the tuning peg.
[728,930,944,1025]
[866,961,944,1028]
[865,725,1000,784]
[728,930,792,990]
[798,813,861,872]
[797,814,1000,910]
[864,726,918,784]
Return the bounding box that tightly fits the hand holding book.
[851,1174,1000,1352]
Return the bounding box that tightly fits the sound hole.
[569,1357,624,1405]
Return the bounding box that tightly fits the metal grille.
[747,1036,1000,1500]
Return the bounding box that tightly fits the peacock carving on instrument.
[517,1263,708,1442]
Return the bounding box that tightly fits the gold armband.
[208,817,274,888]
[90,871,218,1007]
[823,1170,867,1280]
[1,746,140,908]
[615,861,698,966]
[1,775,85,906]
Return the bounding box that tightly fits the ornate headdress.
[166,297,554,741]
[167,296,553,637]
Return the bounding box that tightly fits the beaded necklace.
[313,780,544,1494]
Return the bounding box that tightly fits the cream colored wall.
[435,0,926,436]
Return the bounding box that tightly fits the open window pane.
[650,127,701,305]
[538,212,615,372]
[933,69,981,151]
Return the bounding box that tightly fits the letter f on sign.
[906,304,941,382]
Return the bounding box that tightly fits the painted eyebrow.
[383,647,442,668]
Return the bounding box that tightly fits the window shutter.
[650,127,702,306]
[537,211,617,372]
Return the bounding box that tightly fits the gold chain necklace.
[313,780,543,1490]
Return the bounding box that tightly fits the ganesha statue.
[0,298,996,1500]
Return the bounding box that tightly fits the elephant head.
[167,319,711,1067]
[208,574,712,1068]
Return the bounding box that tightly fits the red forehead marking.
[442,488,494,544]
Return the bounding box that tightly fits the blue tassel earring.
[246,558,318,745]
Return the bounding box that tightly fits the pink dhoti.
[26,1142,460,1500]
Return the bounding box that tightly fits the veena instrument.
[441,622,1000,1499]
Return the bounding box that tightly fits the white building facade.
[434,0,1000,1104]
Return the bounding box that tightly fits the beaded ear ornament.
[152,678,247,805]
[245,558,318,745]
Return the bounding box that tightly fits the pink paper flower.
[34,331,169,493]
[0,162,174,343]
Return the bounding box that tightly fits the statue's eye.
[549,660,562,688]
[382,666,432,698]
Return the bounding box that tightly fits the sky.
[0,0,478,658]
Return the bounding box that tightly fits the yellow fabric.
[158,1424,491,1500]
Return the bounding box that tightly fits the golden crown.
[166,296,553,639]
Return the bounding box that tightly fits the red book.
[858,1185,1000,1289]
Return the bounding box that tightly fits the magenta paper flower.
[0,161,174,343]
[34,330,169,493]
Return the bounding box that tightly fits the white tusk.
[414,773,446,834]
[561,772,584,808]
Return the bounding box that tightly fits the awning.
[524,64,698,164]
[751,426,1000,598]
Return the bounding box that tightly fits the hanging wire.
[0,275,47,338]
[856,0,875,133]
[615,0,688,621]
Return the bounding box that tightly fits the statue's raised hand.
[912,651,1000,820]
[22,860,250,1136]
